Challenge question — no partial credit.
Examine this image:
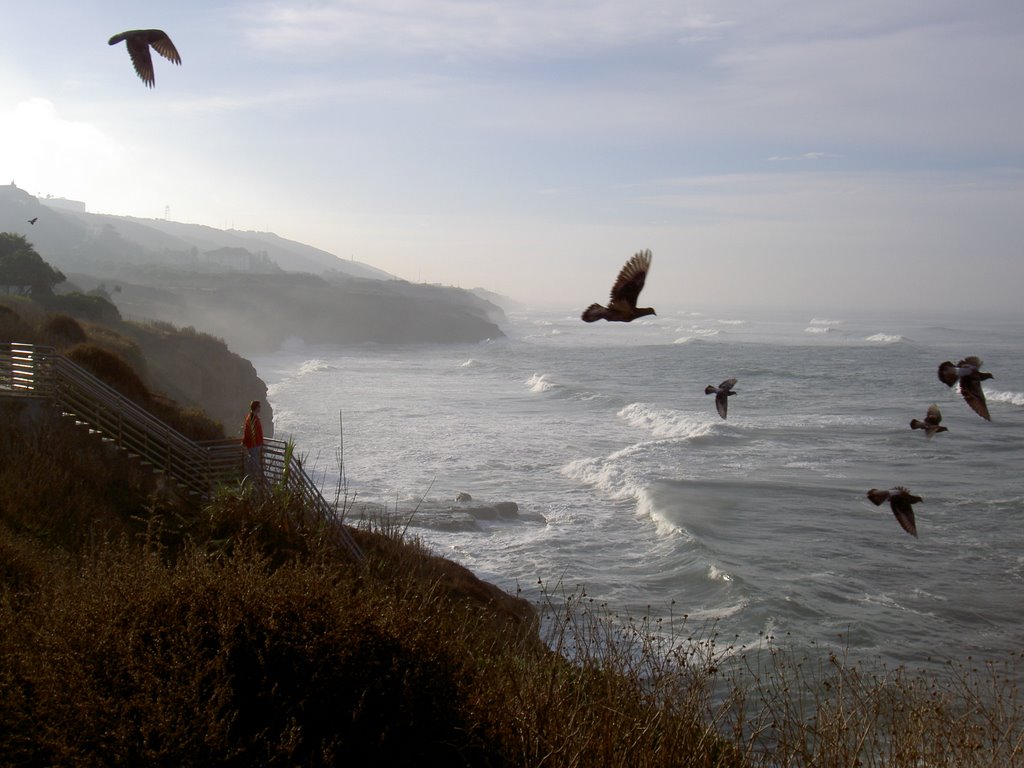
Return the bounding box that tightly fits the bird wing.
[608,250,651,309]
[719,378,737,391]
[147,30,181,64]
[925,404,942,426]
[959,377,991,421]
[715,391,728,419]
[960,356,984,369]
[889,496,918,537]
[124,36,157,86]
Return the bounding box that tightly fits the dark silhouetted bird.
[581,249,655,323]
[108,29,181,87]
[705,378,737,419]
[867,487,922,537]
[27,217,37,225]
[938,356,993,421]
[909,404,947,438]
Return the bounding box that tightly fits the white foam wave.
[804,326,832,334]
[865,333,905,343]
[296,358,337,376]
[809,317,843,325]
[618,403,716,440]
[526,373,555,393]
[708,565,734,582]
[989,390,1024,407]
[460,359,479,368]
[716,318,746,326]
[562,455,639,501]
[673,336,696,345]
[561,453,684,536]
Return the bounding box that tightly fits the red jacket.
[243,412,263,448]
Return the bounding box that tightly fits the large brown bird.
[909,403,947,438]
[937,356,993,421]
[581,249,655,323]
[108,29,181,87]
[705,378,737,419]
[867,487,922,537]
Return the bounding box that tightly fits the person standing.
[242,400,264,480]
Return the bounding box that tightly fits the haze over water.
[259,308,1024,673]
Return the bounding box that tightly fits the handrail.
[1,341,362,560]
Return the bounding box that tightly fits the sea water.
[256,308,1024,673]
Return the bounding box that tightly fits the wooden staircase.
[1,341,363,561]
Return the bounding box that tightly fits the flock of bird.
[100,32,1004,541]
[581,249,998,539]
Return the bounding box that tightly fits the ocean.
[255,307,1024,674]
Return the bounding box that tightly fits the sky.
[2,1,1023,314]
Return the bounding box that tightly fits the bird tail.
[937,362,958,386]
[866,489,888,506]
[581,304,606,323]
[704,385,716,395]
[909,419,923,430]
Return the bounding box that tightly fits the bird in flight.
[581,249,655,323]
[108,29,181,87]
[27,217,37,225]
[909,404,947,438]
[705,378,737,419]
[867,487,922,538]
[937,356,993,421]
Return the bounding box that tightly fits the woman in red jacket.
[242,399,264,480]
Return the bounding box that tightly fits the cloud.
[239,0,728,58]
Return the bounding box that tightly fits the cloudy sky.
[2,1,1022,313]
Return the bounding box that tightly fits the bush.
[64,342,151,406]
[40,313,87,348]
[40,292,121,324]
[0,303,35,344]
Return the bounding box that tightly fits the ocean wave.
[809,317,843,326]
[460,359,480,368]
[526,372,556,393]
[716,318,746,326]
[295,358,337,377]
[618,403,716,440]
[561,454,639,501]
[804,326,832,334]
[708,565,734,582]
[561,452,686,537]
[988,390,1024,407]
[865,333,906,343]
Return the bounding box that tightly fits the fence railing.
[1,341,362,560]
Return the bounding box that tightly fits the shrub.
[0,303,35,344]
[40,292,121,324]
[40,313,87,348]
[64,342,151,406]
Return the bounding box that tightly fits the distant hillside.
[2,184,506,351]
[0,184,391,279]
[67,270,506,355]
